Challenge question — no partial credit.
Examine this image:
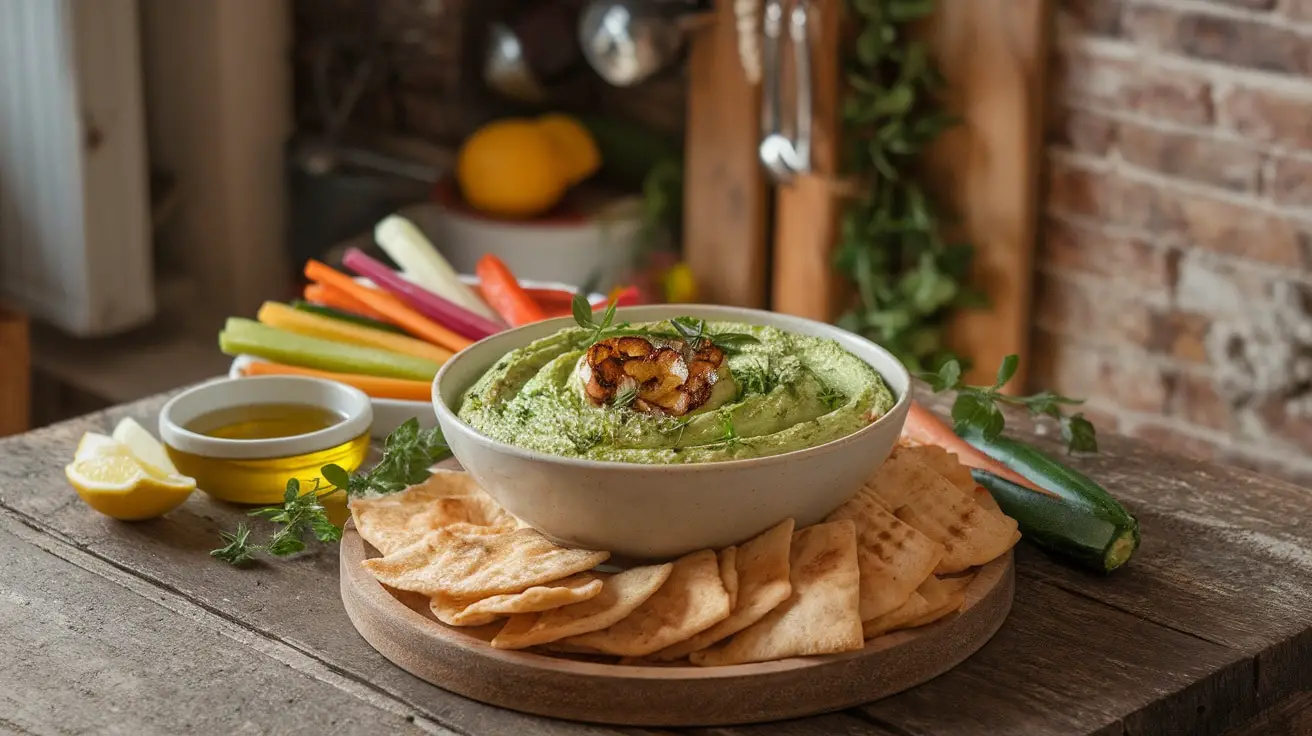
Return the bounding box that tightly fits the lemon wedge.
[67,431,195,521]
[111,417,179,476]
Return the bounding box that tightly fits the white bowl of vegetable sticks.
[228,275,606,438]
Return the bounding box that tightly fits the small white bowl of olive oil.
[159,376,373,506]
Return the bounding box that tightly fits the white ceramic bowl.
[433,305,913,559]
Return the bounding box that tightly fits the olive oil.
[168,402,366,509]
[185,403,345,440]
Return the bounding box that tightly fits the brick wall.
[1036,0,1312,484]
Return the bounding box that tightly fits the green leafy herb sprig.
[210,418,451,567]
[835,0,983,374]
[571,294,760,353]
[920,355,1098,454]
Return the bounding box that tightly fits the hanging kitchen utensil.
[482,1,588,105]
[578,0,706,87]
[757,0,811,182]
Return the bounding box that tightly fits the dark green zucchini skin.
[962,430,1140,572]
[972,470,1138,573]
[290,301,406,335]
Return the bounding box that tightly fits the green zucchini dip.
[457,321,895,464]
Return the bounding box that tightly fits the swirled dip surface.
[457,322,895,464]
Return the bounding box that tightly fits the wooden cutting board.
[340,529,1014,727]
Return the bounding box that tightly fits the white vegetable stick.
[374,215,503,323]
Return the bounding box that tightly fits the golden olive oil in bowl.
[159,377,373,508]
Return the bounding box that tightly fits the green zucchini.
[963,431,1139,572]
[291,301,405,335]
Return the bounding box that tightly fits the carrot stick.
[257,302,453,365]
[903,401,1055,496]
[240,361,432,402]
[475,255,547,327]
[304,260,472,352]
[303,283,396,325]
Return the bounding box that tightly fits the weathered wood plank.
[0,514,436,736]
[857,575,1254,736]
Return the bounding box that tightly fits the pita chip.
[899,445,1007,518]
[491,563,673,650]
[825,489,943,621]
[718,546,740,611]
[867,452,1018,573]
[649,519,794,662]
[862,574,968,638]
[561,549,731,657]
[362,527,608,598]
[691,520,863,666]
[429,573,604,627]
[349,470,518,554]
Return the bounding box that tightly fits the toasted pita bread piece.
[825,489,943,621]
[862,573,969,639]
[718,546,739,611]
[898,445,1006,517]
[649,519,794,662]
[867,452,1018,573]
[349,470,518,554]
[429,573,604,627]
[363,527,608,598]
[691,520,863,666]
[491,563,673,650]
[560,549,731,657]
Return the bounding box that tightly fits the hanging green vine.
[835,0,985,373]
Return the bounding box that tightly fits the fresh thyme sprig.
[210,478,341,566]
[571,295,761,353]
[919,354,1097,454]
[210,418,452,567]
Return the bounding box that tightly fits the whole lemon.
[536,114,601,185]
[457,120,570,218]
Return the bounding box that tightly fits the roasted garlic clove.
[581,337,725,416]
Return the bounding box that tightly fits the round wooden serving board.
[340,527,1015,727]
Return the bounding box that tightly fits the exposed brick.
[1055,46,1213,125]
[1253,395,1312,452]
[1124,419,1222,461]
[1168,370,1235,430]
[1031,331,1171,413]
[1047,106,1118,156]
[1048,159,1304,265]
[1056,0,1123,36]
[1039,217,1176,291]
[1269,156,1312,209]
[1176,251,1274,315]
[1148,310,1212,363]
[1172,189,1303,266]
[1044,158,1177,231]
[1218,85,1312,151]
[1033,273,1155,346]
[1117,123,1264,193]
[1285,0,1312,22]
[1125,5,1312,75]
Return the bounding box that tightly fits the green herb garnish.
[920,355,1097,454]
[571,295,760,353]
[210,418,452,566]
[612,384,638,408]
[818,383,846,411]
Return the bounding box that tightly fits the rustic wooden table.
[2,391,1310,736]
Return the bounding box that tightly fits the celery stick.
[219,318,439,381]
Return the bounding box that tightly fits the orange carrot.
[304,260,472,352]
[303,283,396,325]
[240,361,432,402]
[475,255,547,327]
[903,401,1056,496]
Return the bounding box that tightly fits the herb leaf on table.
[920,354,1098,454]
